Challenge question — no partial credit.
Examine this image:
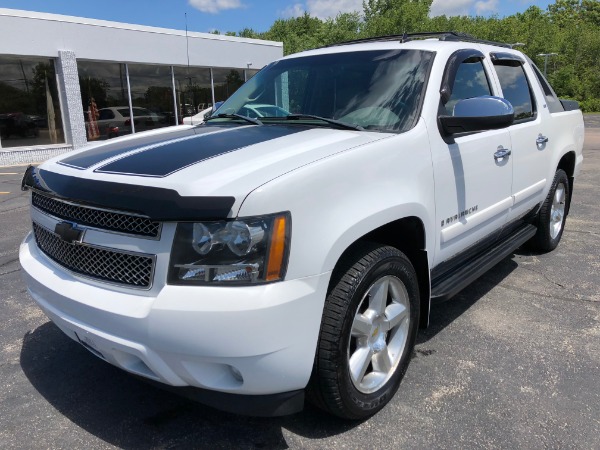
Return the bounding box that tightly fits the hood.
[26,124,390,220]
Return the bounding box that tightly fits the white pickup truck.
[20,32,584,419]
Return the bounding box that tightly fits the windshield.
[213,49,434,133]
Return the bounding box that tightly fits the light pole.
[509,42,525,49]
[537,52,558,77]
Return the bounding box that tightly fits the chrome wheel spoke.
[348,275,412,394]
[372,346,392,374]
[387,319,409,356]
[383,303,408,332]
[352,314,372,337]
[554,185,565,205]
[349,346,373,385]
[368,278,389,315]
[550,183,566,239]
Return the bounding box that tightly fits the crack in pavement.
[0,268,21,277]
[491,281,600,305]
[521,266,567,289]
[564,229,600,237]
[0,205,29,215]
[0,258,18,268]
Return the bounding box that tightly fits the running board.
[431,224,537,302]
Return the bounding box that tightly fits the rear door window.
[493,62,535,121]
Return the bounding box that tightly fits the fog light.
[176,263,259,282]
[212,264,258,281]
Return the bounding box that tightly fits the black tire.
[530,169,570,252]
[307,243,419,420]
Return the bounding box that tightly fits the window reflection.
[245,69,260,81]
[173,66,212,121]
[0,55,65,148]
[78,61,129,140]
[216,50,433,133]
[127,63,175,130]
[447,60,492,114]
[494,63,535,120]
[213,68,244,104]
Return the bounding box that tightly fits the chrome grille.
[33,222,155,288]
[32,192,160,238]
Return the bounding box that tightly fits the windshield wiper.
[206,113,263,126]
[280,114,364,131]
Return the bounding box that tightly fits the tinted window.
[0,55,65,148]
[127,63,174,130]
[213,68,245,103]
[446,59,492,114]
[98,109,115,120]
[78,61,129,140]
[132,107,152,117]
[494,63,535,120]
[173,66,212,119]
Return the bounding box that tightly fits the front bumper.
[20,232,330,409]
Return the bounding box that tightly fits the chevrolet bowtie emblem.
[54,222,85,244]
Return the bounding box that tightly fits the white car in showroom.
[181,106,214,125]
[94,106,165,138]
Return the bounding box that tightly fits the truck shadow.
[417,255,519,344]
[19,256,519,449]
[20,323,355,449]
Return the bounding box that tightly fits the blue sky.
[0,0,555,34]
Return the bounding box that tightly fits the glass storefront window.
[246,69,260,81]
[173,66,212,121]
[0,55,65,148]
[213,68,245,105]
[127,63,176,131]
[78,61,129,141]
[75,62,256,142]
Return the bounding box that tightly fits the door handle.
[536,134,549,145]
[494,147,511,162]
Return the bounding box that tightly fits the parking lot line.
[0,192,10,195]
[0,173,19,175]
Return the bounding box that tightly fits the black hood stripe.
[95,125,306,177]
[58,126,229,170]
[22,167,235,221]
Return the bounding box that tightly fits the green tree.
[361,0,433,35]
[264,13,327,54]
[221,0,600,110]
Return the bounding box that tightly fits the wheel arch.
[557,150,576,215]
[328,216,431,329]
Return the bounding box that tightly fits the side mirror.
[439,96,514,135]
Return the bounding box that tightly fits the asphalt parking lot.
[1,117,599,449]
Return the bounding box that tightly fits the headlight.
[168,212,290,285]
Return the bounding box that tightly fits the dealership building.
[0,8,283,166]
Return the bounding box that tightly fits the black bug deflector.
[21,166,235,221]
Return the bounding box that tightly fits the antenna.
[184,12,193,123]
[185,13,191,74]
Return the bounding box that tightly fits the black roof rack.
[324,32,511,49]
